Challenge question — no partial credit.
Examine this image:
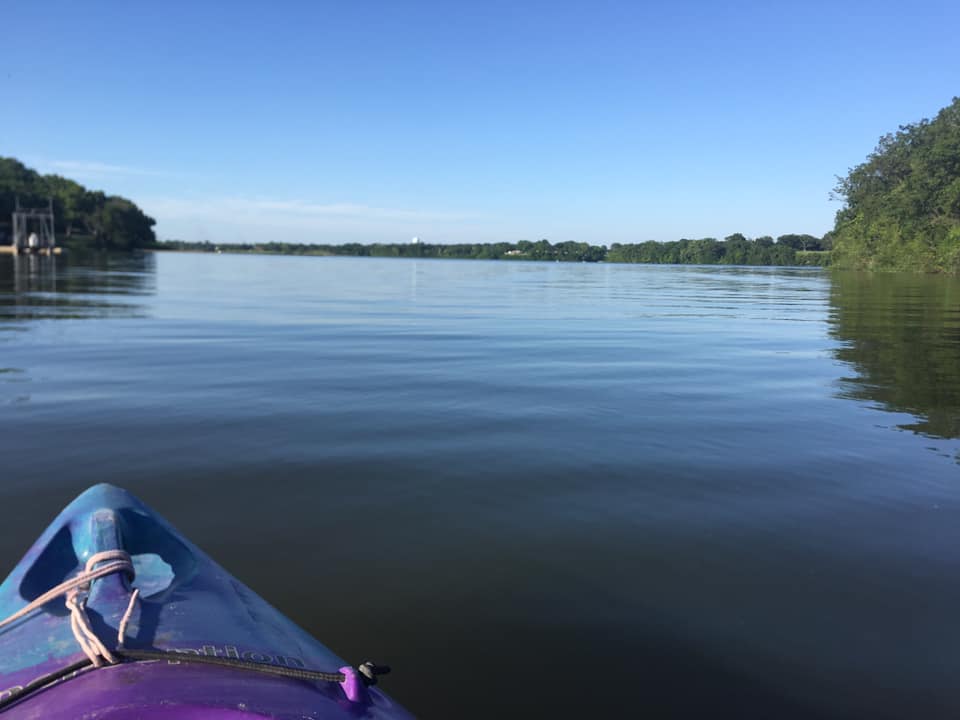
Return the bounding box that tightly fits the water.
[1,252,959,718]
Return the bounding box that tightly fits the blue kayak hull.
[0,484,415,718]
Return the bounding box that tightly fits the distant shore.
[151,237,831,267]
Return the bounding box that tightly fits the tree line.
[156,234,831,265]
[0,157,156,250]
[607,234,829,265]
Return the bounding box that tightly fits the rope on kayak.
[116,649,348,682]
[113,651,390,702]
[0,659,93,713]
[0,552,390,708]
[116,588,140,649]
[0,549,137,667]
[0,652,392,713]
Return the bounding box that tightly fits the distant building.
[410,236,420,245]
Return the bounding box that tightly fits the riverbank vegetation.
[0,157,156,251]
[831,97,960,273]
[156,233,831,266]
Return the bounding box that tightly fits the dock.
[0,245,63,256]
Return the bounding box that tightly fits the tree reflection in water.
[0,252,155,323]
[829,270,960,440]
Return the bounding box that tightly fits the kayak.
[0,484,415,719]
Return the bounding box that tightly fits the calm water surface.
[1,253,959,718]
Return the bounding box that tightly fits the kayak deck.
[0,484,413,718]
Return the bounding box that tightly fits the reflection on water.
[829,271,960,440]
[0,252,155,323]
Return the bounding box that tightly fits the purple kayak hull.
[5,662,412,719]
[0,484,415,718]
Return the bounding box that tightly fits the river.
[1,252,958,718]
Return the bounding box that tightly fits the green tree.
[0,157,157,250]
[831,97,960,273]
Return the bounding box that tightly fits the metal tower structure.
[12,196,56,252]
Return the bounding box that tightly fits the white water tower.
[410,236,420,245]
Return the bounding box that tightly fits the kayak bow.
[0,484,414,719]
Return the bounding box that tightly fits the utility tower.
[12,196,56,254]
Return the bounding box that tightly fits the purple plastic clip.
[339,665,369,704]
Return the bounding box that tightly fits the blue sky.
[3,0,958,245]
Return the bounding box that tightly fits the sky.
[2,0,959,245]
